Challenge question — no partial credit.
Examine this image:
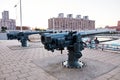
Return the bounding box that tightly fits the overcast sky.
[0,0,120,29]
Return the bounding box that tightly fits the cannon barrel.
[41,30,111,52]
[7,30,53,47]
[41,32,71,52]
[7,31,20,40]
[7,30,53,40]
[41,31,85,53]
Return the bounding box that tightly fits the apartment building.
[48,13,95,31]
[0,11,16,31]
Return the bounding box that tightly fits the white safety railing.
[86,43,120,52]
[98,44,120,51]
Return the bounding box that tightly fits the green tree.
[1,26,7,32]
[34,28,46,31]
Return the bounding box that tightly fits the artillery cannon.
[41,30,111,68]
[41,31,85,68]
[7,31,20,40]
[7,30,53,47]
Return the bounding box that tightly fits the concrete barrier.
[0,33,7,40]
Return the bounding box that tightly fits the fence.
[98,44,120,51]
[86,43,120,53]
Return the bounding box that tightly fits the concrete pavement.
[0,40,120,80]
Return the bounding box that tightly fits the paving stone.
[0,73,10,78]
[5,75,18,80]
[13,67,22,71]
[10,71,21,76]
[102,74,112,79]
[19,78,27,80]
[112,74,120,80]
[2,69,13,74]
[20,69,30,73]
[0,40,120,80]
[17,73,30,79]
[0,78,5,80]
[108,78,119,80]
[26,76,39,80]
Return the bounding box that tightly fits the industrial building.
[105,21,120,31]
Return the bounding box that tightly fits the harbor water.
[83,36,120,51]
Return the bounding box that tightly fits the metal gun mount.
[16,31,41,47]
[41,30,111,68]
[41,31,85,68]
[7,31,53,47]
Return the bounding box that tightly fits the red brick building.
[16,26,30,30]
[105,21,120,31]
[48,13,95,31]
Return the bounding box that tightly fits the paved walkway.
[0,40,120,80]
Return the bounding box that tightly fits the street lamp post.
[20,0,22,31]
[52,17,54,32]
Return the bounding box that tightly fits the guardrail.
[86,43,120,52]
[98,44,120,51]
[97,34,120,37]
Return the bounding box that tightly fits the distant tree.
[34,28,46,31]
[1,26,7,32]
[34,28,41,31]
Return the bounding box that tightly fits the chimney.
[58,13,64,18]
[76,15,81,19]
[67,14,73,18]
[83,16,89,20]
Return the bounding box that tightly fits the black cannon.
[41,31,86,68]
[7,31,53,47]
[7,31,20,40]
[41,30,111,68]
